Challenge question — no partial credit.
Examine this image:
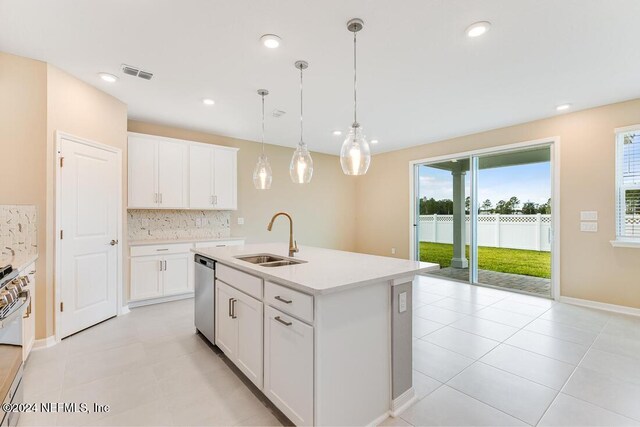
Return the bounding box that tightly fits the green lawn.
[420,242,550,279]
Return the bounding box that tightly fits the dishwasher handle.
[194,255,215,269]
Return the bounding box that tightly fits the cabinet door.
[130,256,163,301]
[215,280,237,358]
[213,148,237,210]
[157,139,188,208]
[128,136,158,208]
[264,306,314,426]
[189,144,215,209]
[22,263,36,361]
[162,253,191,296]
[235,291,263,389]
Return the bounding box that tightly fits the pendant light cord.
[261,93,265,154]
[299,65,304,145]
[353,30,358,126]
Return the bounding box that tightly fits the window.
[614,127,640,245]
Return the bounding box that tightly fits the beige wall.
[45,65,128,338]
[0,52,48,336]
[356,98,640,309]
[127,121,357,252]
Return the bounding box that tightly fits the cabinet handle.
[163,260,167,270]
[274,296,292,304]
[274,316,292,326]
[231,299,237,319]
[159,193,163,204]
[228,297,233,317]
[154,193,157,203]
[213,195,217,205]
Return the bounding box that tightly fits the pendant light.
[290,60,313,184]
[253,89,273,190]
[340,18,371,176]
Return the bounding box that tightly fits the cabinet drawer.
[130,243,193,257]
[194,240,244,249]
[216,264,262,299]
[265,281,313,323]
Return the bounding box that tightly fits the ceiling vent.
[272,109,286,118]
[121,64,154,80]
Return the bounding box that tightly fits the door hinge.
[60,302,64,312]
[59,157,64,167]
[60,230,63,239]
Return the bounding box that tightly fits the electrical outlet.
[391,248,396,255]
[580,222,598,232]
[237,217,244,225]
[399,292,407,313]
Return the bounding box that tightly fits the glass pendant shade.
[253,152,272,190]
[340,125,371,175]
[290,142,313,184]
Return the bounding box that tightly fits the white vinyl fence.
[419,214,552,252]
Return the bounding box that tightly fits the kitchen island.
[192,243,438,426]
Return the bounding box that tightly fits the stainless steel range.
[0,265,31,427]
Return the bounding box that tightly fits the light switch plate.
[580,211,598,221]
[399,292,407,313]
[237,217,244,225]
[580,222,598,232]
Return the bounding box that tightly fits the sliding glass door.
[415,144,553,298]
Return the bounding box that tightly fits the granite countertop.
[192,243,439,295]
[0,253,38,274]
[0,345,22,404]
[128,236,246,246]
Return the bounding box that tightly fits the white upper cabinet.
[128,132,237,210]
[213,148,237,210]
[157,140,188,208]
[189,144,215,209]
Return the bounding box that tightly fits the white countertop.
[129,236,246,246]
[192,243,439,295]
[0,252,38,275]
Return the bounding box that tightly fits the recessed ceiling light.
[98,72,118,83]
[333,130,342,136]
[556,103,571,111]
[202,98,215,106]
[466,21,491,38]
[370,139,379,144]
[260,34,281,49]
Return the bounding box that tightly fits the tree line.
[419,197,551,215]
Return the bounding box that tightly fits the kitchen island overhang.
[193,243,438,426]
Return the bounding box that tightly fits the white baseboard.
[560,296,640,317]
[128,292,194,309]
[118,305,131,316]
[32,336,58,350]
[367,411,391,427]
[390,387,418,417]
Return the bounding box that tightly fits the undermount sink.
[234,253,307,267]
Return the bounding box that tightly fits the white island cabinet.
[194,243,439,426]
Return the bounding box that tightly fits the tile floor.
[19,276,640,426]
[383,275,640,426]
[428,268,551,296]
[18,299,287,427]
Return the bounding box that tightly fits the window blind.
[617,131,640,238]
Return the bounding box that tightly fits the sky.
[419,162,551,206]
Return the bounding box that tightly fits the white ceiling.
[1,0,639,155]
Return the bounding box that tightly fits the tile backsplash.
[128,210,231,241]
[0,205,37,259]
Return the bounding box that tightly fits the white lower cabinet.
[22,262,36,361]
[264,306,314,426]
[215,280,263,388]
[162,252,192,295]
[130,256,163,300]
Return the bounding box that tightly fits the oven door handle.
[0,295,30,329]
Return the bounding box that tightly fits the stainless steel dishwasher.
[194,254,216,345]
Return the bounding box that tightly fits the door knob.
[110,239,119,246]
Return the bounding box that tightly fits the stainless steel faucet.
[267,212,299,257]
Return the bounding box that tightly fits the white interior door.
[59,136,120,338]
